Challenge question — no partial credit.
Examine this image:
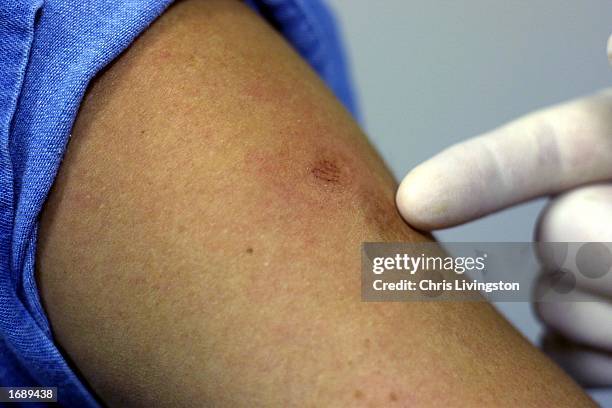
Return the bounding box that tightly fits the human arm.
[37,0,594,405]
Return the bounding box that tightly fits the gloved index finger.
[396,91,612,230]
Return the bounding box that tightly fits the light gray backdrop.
[327,0,612,405]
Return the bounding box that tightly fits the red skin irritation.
[156,49,172,60]
[241,120,417,242]
[242,126,360,208]
[240,69,310,110]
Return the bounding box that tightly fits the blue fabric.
[0,0,358,406]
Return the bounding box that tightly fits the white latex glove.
[396,39,612,387]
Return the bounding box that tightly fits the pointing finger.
[397,90,612,230]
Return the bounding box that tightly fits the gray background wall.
[326,0,612,404]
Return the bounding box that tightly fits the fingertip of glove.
[396,168,448,231]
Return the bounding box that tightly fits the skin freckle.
[246,247,254,254]
[354,390,364,399]
[389,392,398,402]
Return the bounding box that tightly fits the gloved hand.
[396,37,612,387]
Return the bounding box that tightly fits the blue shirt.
[0,0,358,405]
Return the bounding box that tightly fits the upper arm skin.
[36,1,593,406]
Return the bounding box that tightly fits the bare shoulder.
[36,0,594,406]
